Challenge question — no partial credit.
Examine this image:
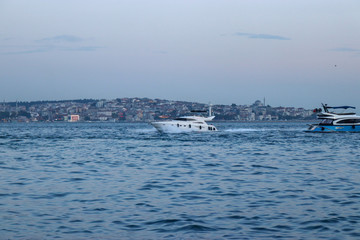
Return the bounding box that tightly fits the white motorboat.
[307,103,360,132]
[151,106,217,133]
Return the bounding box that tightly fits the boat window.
[320,119,333,125]
[177,124,179,127]
[189,124,191,128]
[174,118,196,121]
[208,127,212,130]
[336,119,360,124]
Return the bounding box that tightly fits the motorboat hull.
[306,124,360,132]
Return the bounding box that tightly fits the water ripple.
[1,122,360,239]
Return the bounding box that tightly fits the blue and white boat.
[307,104,360,132]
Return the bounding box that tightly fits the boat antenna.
[322,103,329,113]
[209,103,212,117]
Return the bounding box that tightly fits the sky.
[1,0,360,110]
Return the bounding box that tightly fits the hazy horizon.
[0,96,294,108]
[1,0,359,110]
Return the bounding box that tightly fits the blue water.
[1,122,360,239]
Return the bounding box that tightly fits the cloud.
[3,48,52,55]
[62,46,103,52]
[235,32,291,40]
[330,47,360,57]
[2,46,103,55]
[331,47,360,52]
[0,35,102,55]
[37,35,84,43]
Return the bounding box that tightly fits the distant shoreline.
[0,120,315,124]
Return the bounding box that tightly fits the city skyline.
[0,97,315,123]
[1,1,360,110]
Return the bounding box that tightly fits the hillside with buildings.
[0,98,316,122]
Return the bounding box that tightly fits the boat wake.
[224,128,303,132]
[224,128,271,132]
[132,128,157,133]
[132,126,304,134]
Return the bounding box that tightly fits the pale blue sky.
[1,0,359,109]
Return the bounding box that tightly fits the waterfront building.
[69,115,80,122]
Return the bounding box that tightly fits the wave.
[224,128,271,132]
[132,128,157,133]
[224,127,304,132]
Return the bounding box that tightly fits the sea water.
[1,122,360,239]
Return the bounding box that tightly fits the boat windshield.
[174,118,196,121]
[336,119,360,124]
[320,119,333,125]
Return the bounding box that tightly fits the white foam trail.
[132,128,157,133]
[224,128,265,132]
[224,128,304,132]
